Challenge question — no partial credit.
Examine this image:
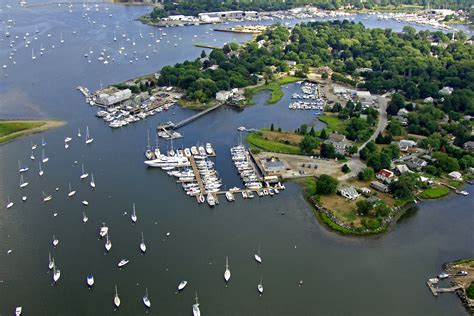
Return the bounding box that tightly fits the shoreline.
[0,120,66,145]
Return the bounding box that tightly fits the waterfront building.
[96,89,132,106]
[198,10,259,21]
[448,171,462,181]
[376,169,395,184]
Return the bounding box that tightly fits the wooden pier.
[427,281,462,296]
[188,156,204,200]
[170,103,223,130]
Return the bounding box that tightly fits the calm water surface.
[0,2,473,315]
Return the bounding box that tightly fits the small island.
[0,120,65,145]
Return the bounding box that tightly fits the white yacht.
[80,163,89,179]
[225,191,234,202]
[19,174,29,188]
[85,126,94,144]
[143,288,151,308]
[114,285,121,308]
[140,232,146,253]
[99,224,108,237]
[105,233,112,252]
[206,193,215,206]
[117,259,129,267]
[52,235,59,247]
[224,256,231,283]
[178,280,187,291]
[87,275,94,287]
[67,183,76,197]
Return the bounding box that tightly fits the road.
[339,95,389,181]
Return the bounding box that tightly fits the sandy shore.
[0,119,66,145]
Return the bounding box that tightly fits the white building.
[97,89,132,106]
[216,90,233,101]
[439,86,454,96]
[198,10,259,20]
[376,169,395,183]
[448,171,462,181]
[339,186,360,200]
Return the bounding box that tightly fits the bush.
[342,164,351,173]
[315,174,338,195]
[358,168,375,181]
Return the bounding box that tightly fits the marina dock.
[159,103,224,131]
[427,280,462,297]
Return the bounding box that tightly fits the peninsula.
[0,120,65,145]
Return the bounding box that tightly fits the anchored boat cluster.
[289,82,326,112]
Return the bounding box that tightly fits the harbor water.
[0,2,473,315]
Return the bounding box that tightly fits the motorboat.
[82,200,89,206]
[114,285,120,308]
[178,280,187,291]
[22,196,27,202]
[224,256,231,283]
[206,193,215,206]
[15,307,22,316]
[87,275,94,287]
[43,192,52,202]
[105,234,112,252]
[438,272,449,279]
[225,191,235,202]
[143,288,151,308]
[117,259,129,267]
[99,224,108,237]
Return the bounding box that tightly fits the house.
[439,86,453,96]
[370,181,389,193]
[263,160,285,173]
[399,139,417,151]
[419,176,433,185]
[339,186,360,200]
[395,164,410,175]
[216,90,233,101]
[285,60,297,66]
[96,89,132,106]
[463,141,474,152]
[376,169,395,183]
[423,97,434,103]
[327,133,347,155]
[406,158,427,170]
[397,108,409,117]
[448,171,462,181]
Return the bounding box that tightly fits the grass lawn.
[448,180,463,188]
[245,75,302,105]
[419,186,450,199]
[318,115,345,134]
[246,132,300,155]
[260,130,303,146]
[0,121,46,144]
[468,282,474,300]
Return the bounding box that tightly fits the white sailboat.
[85,126,93,144]
[31,48,36,60]
[15,307,22,316]
[145,130,153,160]
[105,233,112,252]
[6,196,14,209]
[224,256,231,283]
[52,235,59,247]
[254,243,262,264]
[80,163,89,179]
[43,191,52,202]
[42,148,49,163]
[257,275,264,294]
[48,253,54,270]
[53,260,61,283]
[90,173,96,188]
[31,141,37,150]
[30,150,35,160]
[143,288,151,308]
[139,232,146,253]
[77,128,81,138]
[114,285,121,308]
[67,183,76,197]
[41,136,47,147]
[38,161,44,176]
[82,212,88,223]
[192,292,201,316]
[19,174,29,188]
[82,200,89,206]
[60,32,64,43]
[131,203,137,223]
[18,160,29,173]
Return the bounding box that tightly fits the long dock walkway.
[427,281,462,296]
[188,156,204,198]
[171,103,223,130]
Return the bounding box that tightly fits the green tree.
[356,200,372,216]
[358,168,375,181]
[320,143,336,159]
[315,174,338,195]
[390,173,420,200]
[342,164,351,173]
[319,128,328,140]
[299,135,319,156]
